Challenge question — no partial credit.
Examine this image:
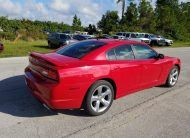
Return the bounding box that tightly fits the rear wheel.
[165,66,179,87]
[84,80,114,116]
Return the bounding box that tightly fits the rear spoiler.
[29,52,65,67]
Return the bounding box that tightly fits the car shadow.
[0,75,88,117]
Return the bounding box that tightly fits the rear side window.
[57,41,106,59]
[107,49,116,60]
[107,45,134,60]
[133,44,157,59]
[115,45,134,60]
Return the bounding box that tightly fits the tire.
[84,80,114,116]
[165,66,179,87]
[150,41,154,46]
[48,41,52,48]
[165,42,169,46]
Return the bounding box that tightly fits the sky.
[0,0,189,26]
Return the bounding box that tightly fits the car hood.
[165,39,172,41]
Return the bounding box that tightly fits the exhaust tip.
[42,104,51,110]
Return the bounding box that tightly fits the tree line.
[0,0,189,41]
[98,0,190,40]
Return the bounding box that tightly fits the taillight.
[40,68,59,81]
[29,56,59,81]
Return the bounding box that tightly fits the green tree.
[122,2,138,31]
[138,0,156,33]
[178,2,190,40]
[97,11,119,34]
[85,24,97,35]
[72,14,82,31]
[155,0,179,38]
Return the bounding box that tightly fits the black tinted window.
[133,44,157,59]
[131,34,136,38]
[60,34,70,39]
[116,33,122,36]
[114,45,134,60]
[113,36,119,39]
[73,35,78,39]
[125,33,130,37]
[57,41,106,58]
[144,34,149,38]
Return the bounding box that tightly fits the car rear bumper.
[25,67,81,109]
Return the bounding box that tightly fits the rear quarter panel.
[53,60,111,108]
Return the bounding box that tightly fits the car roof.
[81,39,148,60]
[87,39,144,46]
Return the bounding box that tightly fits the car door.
[132,44,163,87]
[107,45,142,98]
[129,33,141,42]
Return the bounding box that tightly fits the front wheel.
[165,66,179,87]
[84,80,114,116]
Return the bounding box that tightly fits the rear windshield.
[56,41,106,59]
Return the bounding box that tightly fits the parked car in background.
[98,34,112,39]
[157,36,173,46]
[116,32,150,44]
[112,35,126,40]
[0,42,4,52]
[135,33,151,44]
[48,33,78,48]
[142,33,166,46]
[125,32,150,44]
[73,35,93,41]
[116,32,129,37]
[25,39,181,116]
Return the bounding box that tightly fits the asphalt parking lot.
[0,47,190,138]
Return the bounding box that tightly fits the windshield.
[56,41,106,59]
[60,34,71,39]
[150,35,157,38]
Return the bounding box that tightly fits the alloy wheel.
[90,85,112,113]
[169,68,179,86]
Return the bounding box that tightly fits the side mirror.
[156,53,165,59]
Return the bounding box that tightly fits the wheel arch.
[81,78,117,108]
[175,64,180,73]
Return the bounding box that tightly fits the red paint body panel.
[25,40,181,109]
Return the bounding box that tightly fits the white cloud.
[49,0,70,12]
[0,0,21,16]
[48,0,103,25]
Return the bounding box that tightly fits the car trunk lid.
[29,52,79,81]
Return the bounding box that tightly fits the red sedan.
[25,39,181,116]
[0,42,4,51]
